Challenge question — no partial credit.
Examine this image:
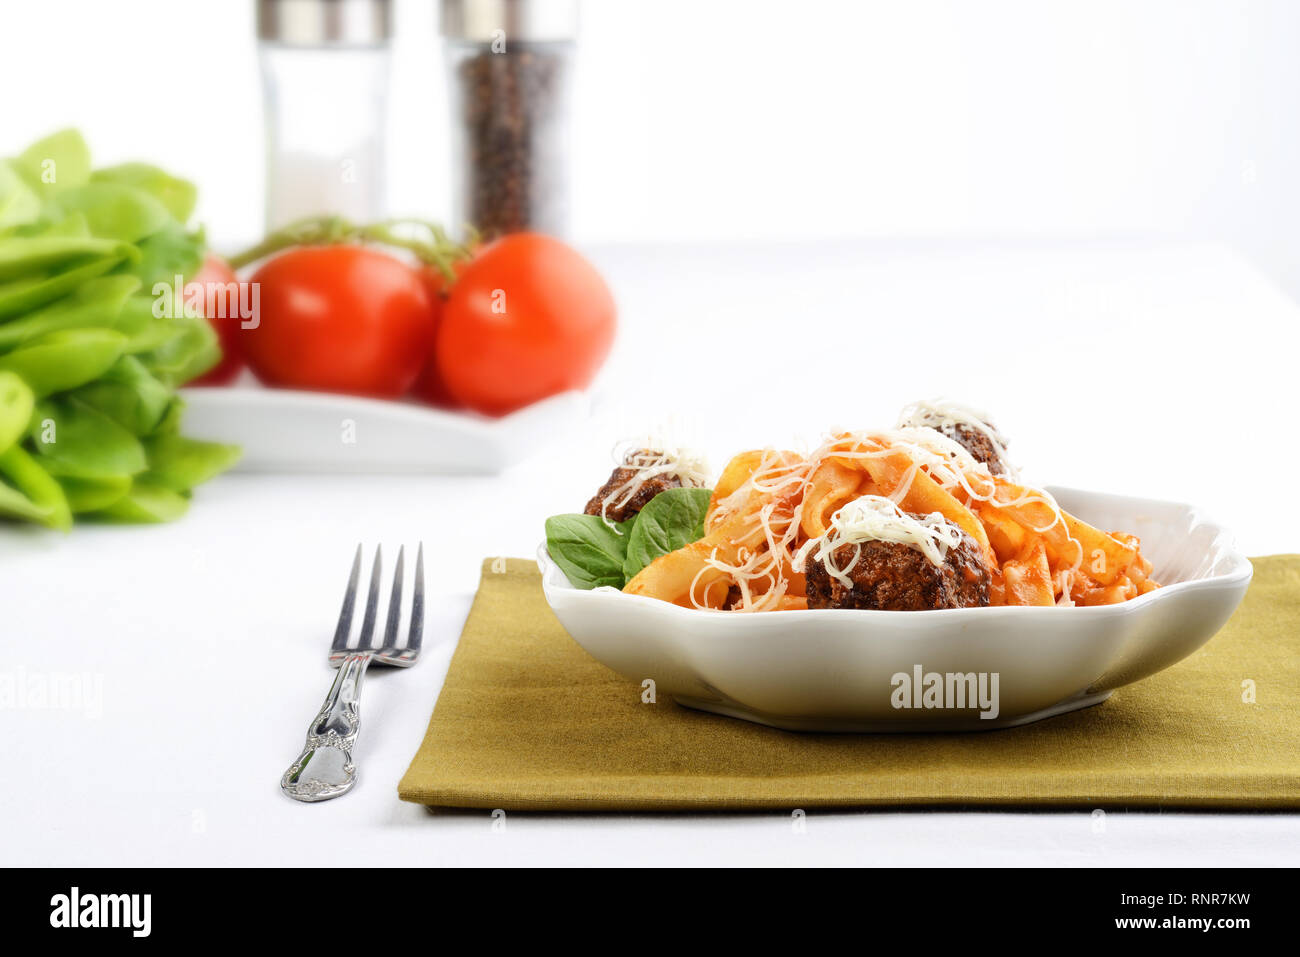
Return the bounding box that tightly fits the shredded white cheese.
[795,495,965,589]
[692,449,808,612]
[671,409,1081,611]
[897,398,1018,481]
[599,443,711,529]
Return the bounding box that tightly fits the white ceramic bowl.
[538,487,1253,731]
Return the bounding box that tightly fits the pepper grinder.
[441,0,579,238]
[257,0,393,230]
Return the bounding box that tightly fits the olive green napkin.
[398,556,1300,811]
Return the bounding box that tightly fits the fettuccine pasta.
[623,410,1158,612]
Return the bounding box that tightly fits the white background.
[4,0,1300,295]
[3,1,1300,867]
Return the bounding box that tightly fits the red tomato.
[243,246,435,398]
[436,234,615,416]
[188,254,245,385]
[408,262,465,409]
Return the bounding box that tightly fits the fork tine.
[381,545,405,650]
[357,545,383,649]
[330,544,363,653]
[407,543,425,651]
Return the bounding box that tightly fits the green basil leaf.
[544,513,634,590]
[622,487,713,582]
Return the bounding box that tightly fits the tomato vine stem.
[227,216,477,281]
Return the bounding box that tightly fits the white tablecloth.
[5,240,1297,866]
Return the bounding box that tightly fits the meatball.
[584,450,683,522]
[940,422,1009,477]
[806,527,990,611]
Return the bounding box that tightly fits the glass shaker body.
[260,43,390,230]
[445,38,573,238]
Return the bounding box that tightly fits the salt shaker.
[257,0,393,230]
[440,0,578,238]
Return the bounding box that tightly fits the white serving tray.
[179,385,588,473]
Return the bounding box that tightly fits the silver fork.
[281,544,425,803]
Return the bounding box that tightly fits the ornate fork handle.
[281,652,372,802]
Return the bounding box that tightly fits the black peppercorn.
[454,43,569,237]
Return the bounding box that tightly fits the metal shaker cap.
[440,0,579,43]
[257,0,392,47]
